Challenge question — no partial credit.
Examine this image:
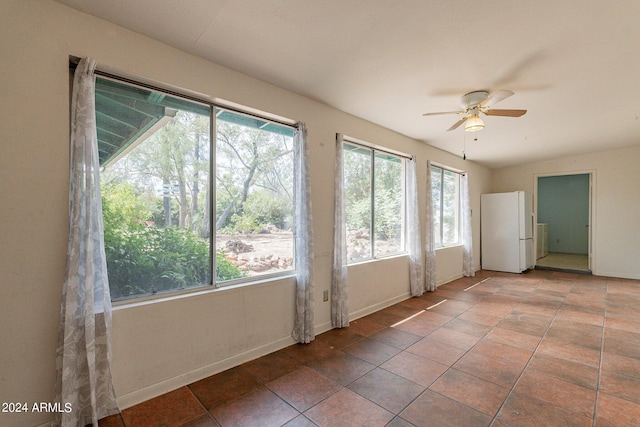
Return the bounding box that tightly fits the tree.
[215,120,293,232]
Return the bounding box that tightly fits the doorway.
[535,173,592,273]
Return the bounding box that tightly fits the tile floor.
[100,269,640,426]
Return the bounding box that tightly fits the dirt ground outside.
[217,231,294,275]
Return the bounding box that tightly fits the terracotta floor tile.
[497,310,552,337]
[209,387,298,427]
[266,365,341,412]
[413,310,454,326]
[304,388,394,427]
[188,367,262,410]
[497,391,592,427]
[525,293,565,306]
[386,416,416,427]
[435,288,490,303]
[442,318,493,337]
[347,367,425,413]
[599,370,640,404]
[426,327,481,350]
[457,309,503,327]
[514,369,596,419]
[606,293,640,314]
[347,317,387,337]
[391,313,442,337]
[369,326,422,349]
[552,318,604,336]
[381,351,448,387]
[528,352,599,389]
[607,280,640,296]
[282,414,318,427]
[469,301,515,317]
[121,387,206,427]
[315,327,365,350]
[555,306,605,327]
[453,351,525,388]
[601,351,640,378]
[180,413,221,427]
[400,390,492,427]
[545,322,603,351]
[603,328,640,360]
[596,392,640,427]
[515,301,561,317]
[537,280,574,294]
[405,336,468,366]
[605,312,640,333]
[537,337,601,368]
[306,350,375,386]
[283,340,337,364]
[363,310,406,326]
[242,350,303,383]
[483,327,541,351]
[564,293,606,310]
[426,299,475,317]
[429,368,510,416]
[381,303,424,319]
[342,336,402,366]
[407,293,447,307]
[471,339,533,366]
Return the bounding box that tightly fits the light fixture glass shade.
[464,114,484,132]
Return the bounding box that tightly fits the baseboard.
[437,272,463,287]
[116,334,297,410]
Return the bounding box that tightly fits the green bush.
[216,251,246,281]
[102,182,245,300]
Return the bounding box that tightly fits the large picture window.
[343,141,406,263]
[431,164,461,248]
[96,77,295,301]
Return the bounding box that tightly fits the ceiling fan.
[423,90,527,132]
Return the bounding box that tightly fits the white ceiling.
[55,0,640,168]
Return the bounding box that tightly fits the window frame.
[342,137,409,264]
[88,67,298,302]
[430,163,463,249]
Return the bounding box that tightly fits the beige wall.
[492,144,640,280]
[0,1,491,426]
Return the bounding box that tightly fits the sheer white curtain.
[424,160,437,291]
[54,57,119,427]
[461,173,475,277]
[292,123,315,343]
[331,134,349,327]
[407,158,424,297]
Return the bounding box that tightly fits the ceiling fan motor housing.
[461,90,489,109]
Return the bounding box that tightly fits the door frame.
[533,170,596,272]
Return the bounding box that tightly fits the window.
[431,165,461,248]
[96,77,295,301]
[343,141,406,263]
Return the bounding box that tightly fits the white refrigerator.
[481,191,534,273]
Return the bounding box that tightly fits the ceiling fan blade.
[422,111,460,117]
[485,109,527,117]
[447,117,467,131]
[480,90,514,109]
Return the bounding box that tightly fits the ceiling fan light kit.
[465,113,485,132]
[423,89,527,132]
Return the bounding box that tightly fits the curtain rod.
[69,56,297,130]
